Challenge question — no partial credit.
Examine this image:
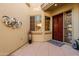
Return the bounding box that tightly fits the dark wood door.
[53,13,63,41]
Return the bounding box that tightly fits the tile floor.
[10,42,79,56]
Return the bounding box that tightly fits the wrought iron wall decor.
[2,16,22,29]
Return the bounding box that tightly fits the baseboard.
[7,42,28,56]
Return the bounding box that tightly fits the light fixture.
[54,4,58,6]
[37,23,41,27]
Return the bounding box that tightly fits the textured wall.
[0,3,30,55]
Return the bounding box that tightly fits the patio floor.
[10,42,79,56]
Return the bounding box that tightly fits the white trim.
[63,13,65,42]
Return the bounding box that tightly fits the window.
[45,16,50,31]
[30,16,41,31]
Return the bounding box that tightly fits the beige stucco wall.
[72,4,79,39]
[0,3,30,55]
[50,4,79,41]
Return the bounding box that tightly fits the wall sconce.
[2,16,22,29]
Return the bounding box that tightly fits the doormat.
[48,40,65,47]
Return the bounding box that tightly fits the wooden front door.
[53,13,63,41]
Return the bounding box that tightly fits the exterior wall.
[0,4,30,55]
[50,4,79,41]
[44,33,52,41]
[72,4,79,39]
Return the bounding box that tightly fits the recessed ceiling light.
[54,4,58,6]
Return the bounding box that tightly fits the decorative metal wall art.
[2,16,22,29]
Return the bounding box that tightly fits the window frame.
[30,15,42,32]
[45,16,51,31]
